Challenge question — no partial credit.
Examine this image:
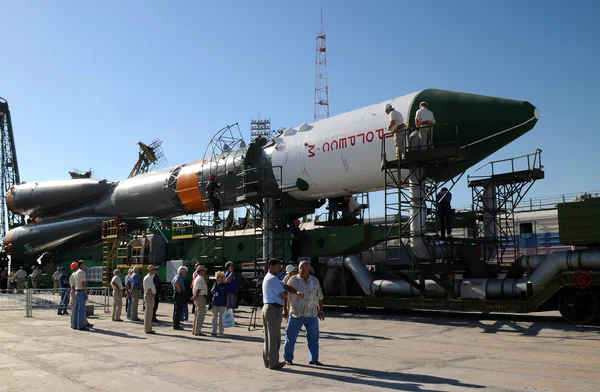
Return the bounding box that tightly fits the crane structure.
[314,10,330,122]
[0,97,24,240]
[128,139,167,179]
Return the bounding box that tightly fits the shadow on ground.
[326,307,600,337]
[291,363,484,391]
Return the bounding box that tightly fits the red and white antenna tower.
[314,10,329,122]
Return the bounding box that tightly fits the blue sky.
[2,0,599,216]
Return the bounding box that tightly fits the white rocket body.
[271,92,417,200]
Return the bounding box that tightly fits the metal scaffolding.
[0,97,24,240]
[468,149,544,266]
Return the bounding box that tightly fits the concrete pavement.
[0,307,599,391]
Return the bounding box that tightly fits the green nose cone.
[410,89,539,178]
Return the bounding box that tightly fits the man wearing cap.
[385,103,407,160]
[206,174,221,221]
[283,264,298,285]
[111,269,124,322]
[414,101,436,149]
[191,265,208,336]
[57,267,70,316]
[262,258,304,370]
[143,266,158,334]
[72,261,89,331]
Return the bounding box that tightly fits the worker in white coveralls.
[385,104,407,159]
[414,101,436,149]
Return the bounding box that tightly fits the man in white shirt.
[16,267,27,294]
[31,267,41,291]
[385,103,407,159]
[52,268,60,293]
[71,261,89,331]
[414,101,436,149]
[143,265,158,334]
[111,269,124,322]
[191,265,208,336]
[69,262,77,323]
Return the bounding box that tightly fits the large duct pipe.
[343,255,444,297]
[517,254,547,271]
[343,250,599,301]
[344,255,376,295]
[488,250,600,299]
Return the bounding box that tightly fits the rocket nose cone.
[534,107,541,120]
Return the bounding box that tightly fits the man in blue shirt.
[57,267,70,315]
[125,268,133,320]
[130,267,143,321]
[262,258,304,370]
[172,266,188,330]
[436,187,453,238]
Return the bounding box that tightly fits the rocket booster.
[4,88,540,259]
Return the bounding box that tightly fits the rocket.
[4,89,540,261]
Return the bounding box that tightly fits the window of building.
[520,222,533,239]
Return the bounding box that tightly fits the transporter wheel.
[558,289,598,325]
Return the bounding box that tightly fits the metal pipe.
[280,184,298,193]
[517,254,546,271]
[343,255,443,297]
[488,250,600,299]
[343,255,375,295]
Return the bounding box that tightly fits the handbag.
[222,309,235,328]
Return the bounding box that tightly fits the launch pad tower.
[0,98,24,241]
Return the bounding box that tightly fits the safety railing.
[380,123,463,164]
[468,149,543,181]
[0,288,111,318]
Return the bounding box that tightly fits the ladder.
[101,218,127,286]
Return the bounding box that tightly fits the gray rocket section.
[8,179,115,216]
[7,217,109,257]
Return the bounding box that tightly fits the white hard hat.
[384,104,393,111]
